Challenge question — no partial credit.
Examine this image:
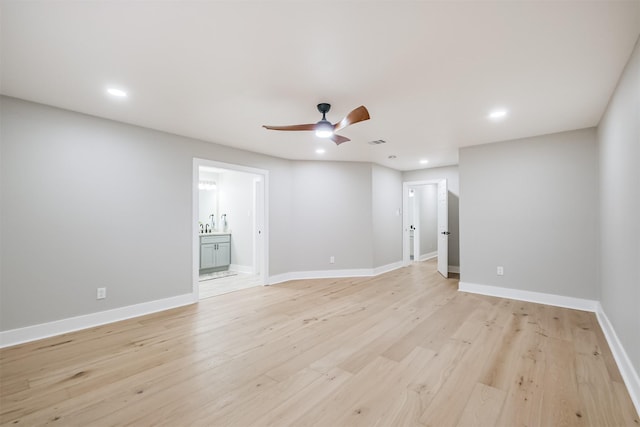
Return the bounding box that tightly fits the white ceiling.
[2,1,639,171]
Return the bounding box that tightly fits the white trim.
[0,293,196,348]
[458,281,599,312]
[267,272,293,285]
[269,261,404,286]
[373,261,404,276]
[595,303,640,414]
[193,160,201,300]
[420,251,437,261]
[448,265,460,274]
[269,269,368,284]
[229,264,253,274]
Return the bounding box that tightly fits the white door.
[253,177,265,276]
[437,179,449,278]
[412,188,420,262]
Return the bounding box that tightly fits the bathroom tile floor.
[199,272,262,299]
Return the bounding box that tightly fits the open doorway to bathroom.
[192,159,268,299]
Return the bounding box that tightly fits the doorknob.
[441,231,451,235]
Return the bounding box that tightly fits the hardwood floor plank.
[477,304,531,390]
[419,319,504,426]
[254,368,353,427]
[539,337,583,427]
[329,346,437,427]
[455,383,506,427]
[289,355,401,426]
[382,292,478,361]
[574,327,628,426]
[493,327,548,427]
[612,380,640,426]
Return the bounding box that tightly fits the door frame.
[402,179,442,267]
[192,158,269,300]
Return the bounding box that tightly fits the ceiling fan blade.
[262,124,316,131]
[333,105,370,132]
[331,134,351,145]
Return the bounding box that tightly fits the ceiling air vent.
[368,139,387,145]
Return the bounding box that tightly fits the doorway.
[192,159,269,299]
[403,179,449,278]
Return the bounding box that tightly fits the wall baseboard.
[458,281,599,312]
[269,268,373,285]
[458,281,639,416]
[373,261,404,276]
[420,251,437,262]
[595,303,640,415]
[449,265,460,274]
[269,261,404,286]
[0,293,196,348]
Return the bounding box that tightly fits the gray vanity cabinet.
[200,234,231,272]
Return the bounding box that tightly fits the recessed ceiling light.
[315,148,325,154]
[107,88,127,97]
[488,109,507,120]
[420,159,429,164]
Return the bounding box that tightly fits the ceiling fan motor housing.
[317,103,331,116]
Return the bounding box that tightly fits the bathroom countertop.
[199,232,231,236]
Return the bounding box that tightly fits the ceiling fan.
[262,103,370,145]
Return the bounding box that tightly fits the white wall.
[459,128,599,300]
[371,164,403,268]
[290,161,374,271]
[597,37,640,376]
[403,165,460,267]
[217,169,255,269]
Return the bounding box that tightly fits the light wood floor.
[1,260,637,426]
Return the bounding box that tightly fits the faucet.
[199,223,204,233]
[204,224,211,233]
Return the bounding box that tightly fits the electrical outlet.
[330,256,335,264]
[497,266,504,276]
[97,287,106,299]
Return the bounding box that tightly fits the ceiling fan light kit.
[263,103,370,146]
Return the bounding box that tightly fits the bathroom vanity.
[199,233,231,273]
